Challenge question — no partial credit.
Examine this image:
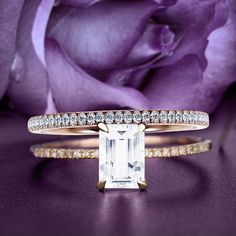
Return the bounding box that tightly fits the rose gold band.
[28,109,209,135]
[31,136,212,159]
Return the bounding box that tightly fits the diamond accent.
[70,113,78,126]
[95,112,104,123]
[78,112,87,126]
[62,114,70,126]
[188,111,194,124]
[123,111,132,124]
[48,115,55,127]
[87,112,95,125]
[183,111,189,123]
[176,111,183,123]
[160,110,167,124]
[142,111,150,124]
[55,114,62,127]
[168,111,175,123]
[133,111,142,124]
[114,111,123,124]
[105,111,114,124]
[150,110,159,124]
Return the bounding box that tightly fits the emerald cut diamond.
[99,124,145,189]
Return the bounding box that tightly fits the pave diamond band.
[30,136,212,159]
[28,109,209,135]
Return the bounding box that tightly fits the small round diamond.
[87,112,95,125]
[48,115,55,127]
[142,111,150,124]
[188,111,194,124]
[183,111,189,123]
[160,110,167,124]
[95,112,104,123]
[55,114,62,126]
[150,110,159,124]
[105,111,114,124]
[39,117,44,127]
[194,112,198,123]
[78,112,87,126]
[62,114,70,126]
[123,111,132,124]
[176,111,183,123]
[43,116,49,127]
[114,111,123,123]
[133,111,142,124]
[70,113,78,126]
[168,111,175,123]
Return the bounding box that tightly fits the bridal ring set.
[28,109,211,191]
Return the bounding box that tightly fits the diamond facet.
[114,111,123,124]
[133,111,142,124]
[160,110,167,124]
[70,113,78,126]
[95,112,104,123]
[123,111,132,124]
[168,111,175,123]
[150,110,159,124]
[78,112,87,126]
[87,112,95,125]
[62,114,70,126]
[142,111,150,124]
[105,111,114,124]
[99,124,145,189]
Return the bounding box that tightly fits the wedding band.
[28,109,209,135]
[31,136,212,159]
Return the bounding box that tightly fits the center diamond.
[99,124,145,189]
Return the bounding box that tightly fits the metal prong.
[98,123,109,133]
[138,123,146,133]
[137,180,147,190]
[96,180,106,191]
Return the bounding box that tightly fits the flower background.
[0,0,235,115]
[0,1,236,236]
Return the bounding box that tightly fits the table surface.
[0,95,236,236]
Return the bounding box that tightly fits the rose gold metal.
[30,136,212,159]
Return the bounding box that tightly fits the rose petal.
[0,0,24,99]
[7,0,54,115]
[46,39,150,112]
[154,0,228,68]
[47,0,160,75]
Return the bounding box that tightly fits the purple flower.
[0,0,235,115]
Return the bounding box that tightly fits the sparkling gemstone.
[188,112,194,123]
[105,111,114,124]
[95,112,104,123]
[43,116,49,127]
[183,111,189,123]
[55,114,62,126]
[160,110,167,124]
[133,111,142,123]
[194,112,198,123]
[150,110,159,124]
[123,111,132,124]
[142,111,150,124]
[176,111,183,123]
[78,112,87,126]
[168,111,175,123]
[62,114,70,126]
[114,111,123,123]
[39,118,44,127]
[48,115,55,127]
[87,112,95,125]
[99,124,145,189]
[70,113,78,126]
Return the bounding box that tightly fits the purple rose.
[0,0,235,115]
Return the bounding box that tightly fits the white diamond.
[48,115,55,127]
[183,111,189,123]
[87,112,95,125]
[123,111,132,124]
[142,111,150,124]
[176,111,183,123]
[99,124,145,189]
[78,112,86,126]
[55,114,62,126]
[70,113,78,126]
[160,110,167,124]
[43,116,49,127]
[150,110,159,124]
[114,111,123,123]
[168,111,175,123]
[133,111,142,123]
[95,112,104,123]
[62,114,70,126]
[105,111,114,124]
[39,117,43,127]
[194,112,198,123]
[188,111,194,123]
